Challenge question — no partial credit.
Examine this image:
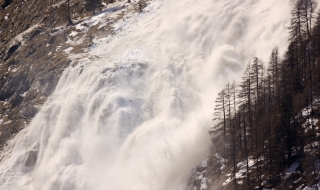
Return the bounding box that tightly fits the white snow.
[55,45,62,51]
[215,153,227,171]
[297,98,320,133]
[200,176,208,190]
[224,157,256,185]
[294,177,302,184]
[201,159,208,168]
[75,23,87,31]
[223,177,233,186]
[3,120,12,125]
[11,66,20,73]
[69,31,78,37]
[7,66,20,72]
[64,47,73,54]
[0,0,294,190]
[299,183,320,190]
[20,91,28,97]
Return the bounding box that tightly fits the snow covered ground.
[0,0,293,190]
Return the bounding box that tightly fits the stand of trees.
[211,0,320,189]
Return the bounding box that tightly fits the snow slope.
[0,0,293,189]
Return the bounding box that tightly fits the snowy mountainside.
[0,0,293,190]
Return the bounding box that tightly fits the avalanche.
[0,0,292,189]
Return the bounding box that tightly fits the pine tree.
[211,89,227,140]
[238,63,252,185]
[66,0,73,25]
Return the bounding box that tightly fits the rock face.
[0,0,95,62]
[0,0,94,150]
[0,0,134,151]
[0,25,72,150]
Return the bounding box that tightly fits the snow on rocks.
[200,175,208,190]
[223,156,256,186]
[69,31,78,37]
[64,47,73,54]
[297,182,320,190]
[201,159,208,168]
[296,98,320,134]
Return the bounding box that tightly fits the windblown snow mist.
[0,0,292,189]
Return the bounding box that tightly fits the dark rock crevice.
[4,42,21,62]
[1,0,13,9]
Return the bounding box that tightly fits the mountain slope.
[0,0,294,189]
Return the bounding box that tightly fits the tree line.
[210,0,320,189]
